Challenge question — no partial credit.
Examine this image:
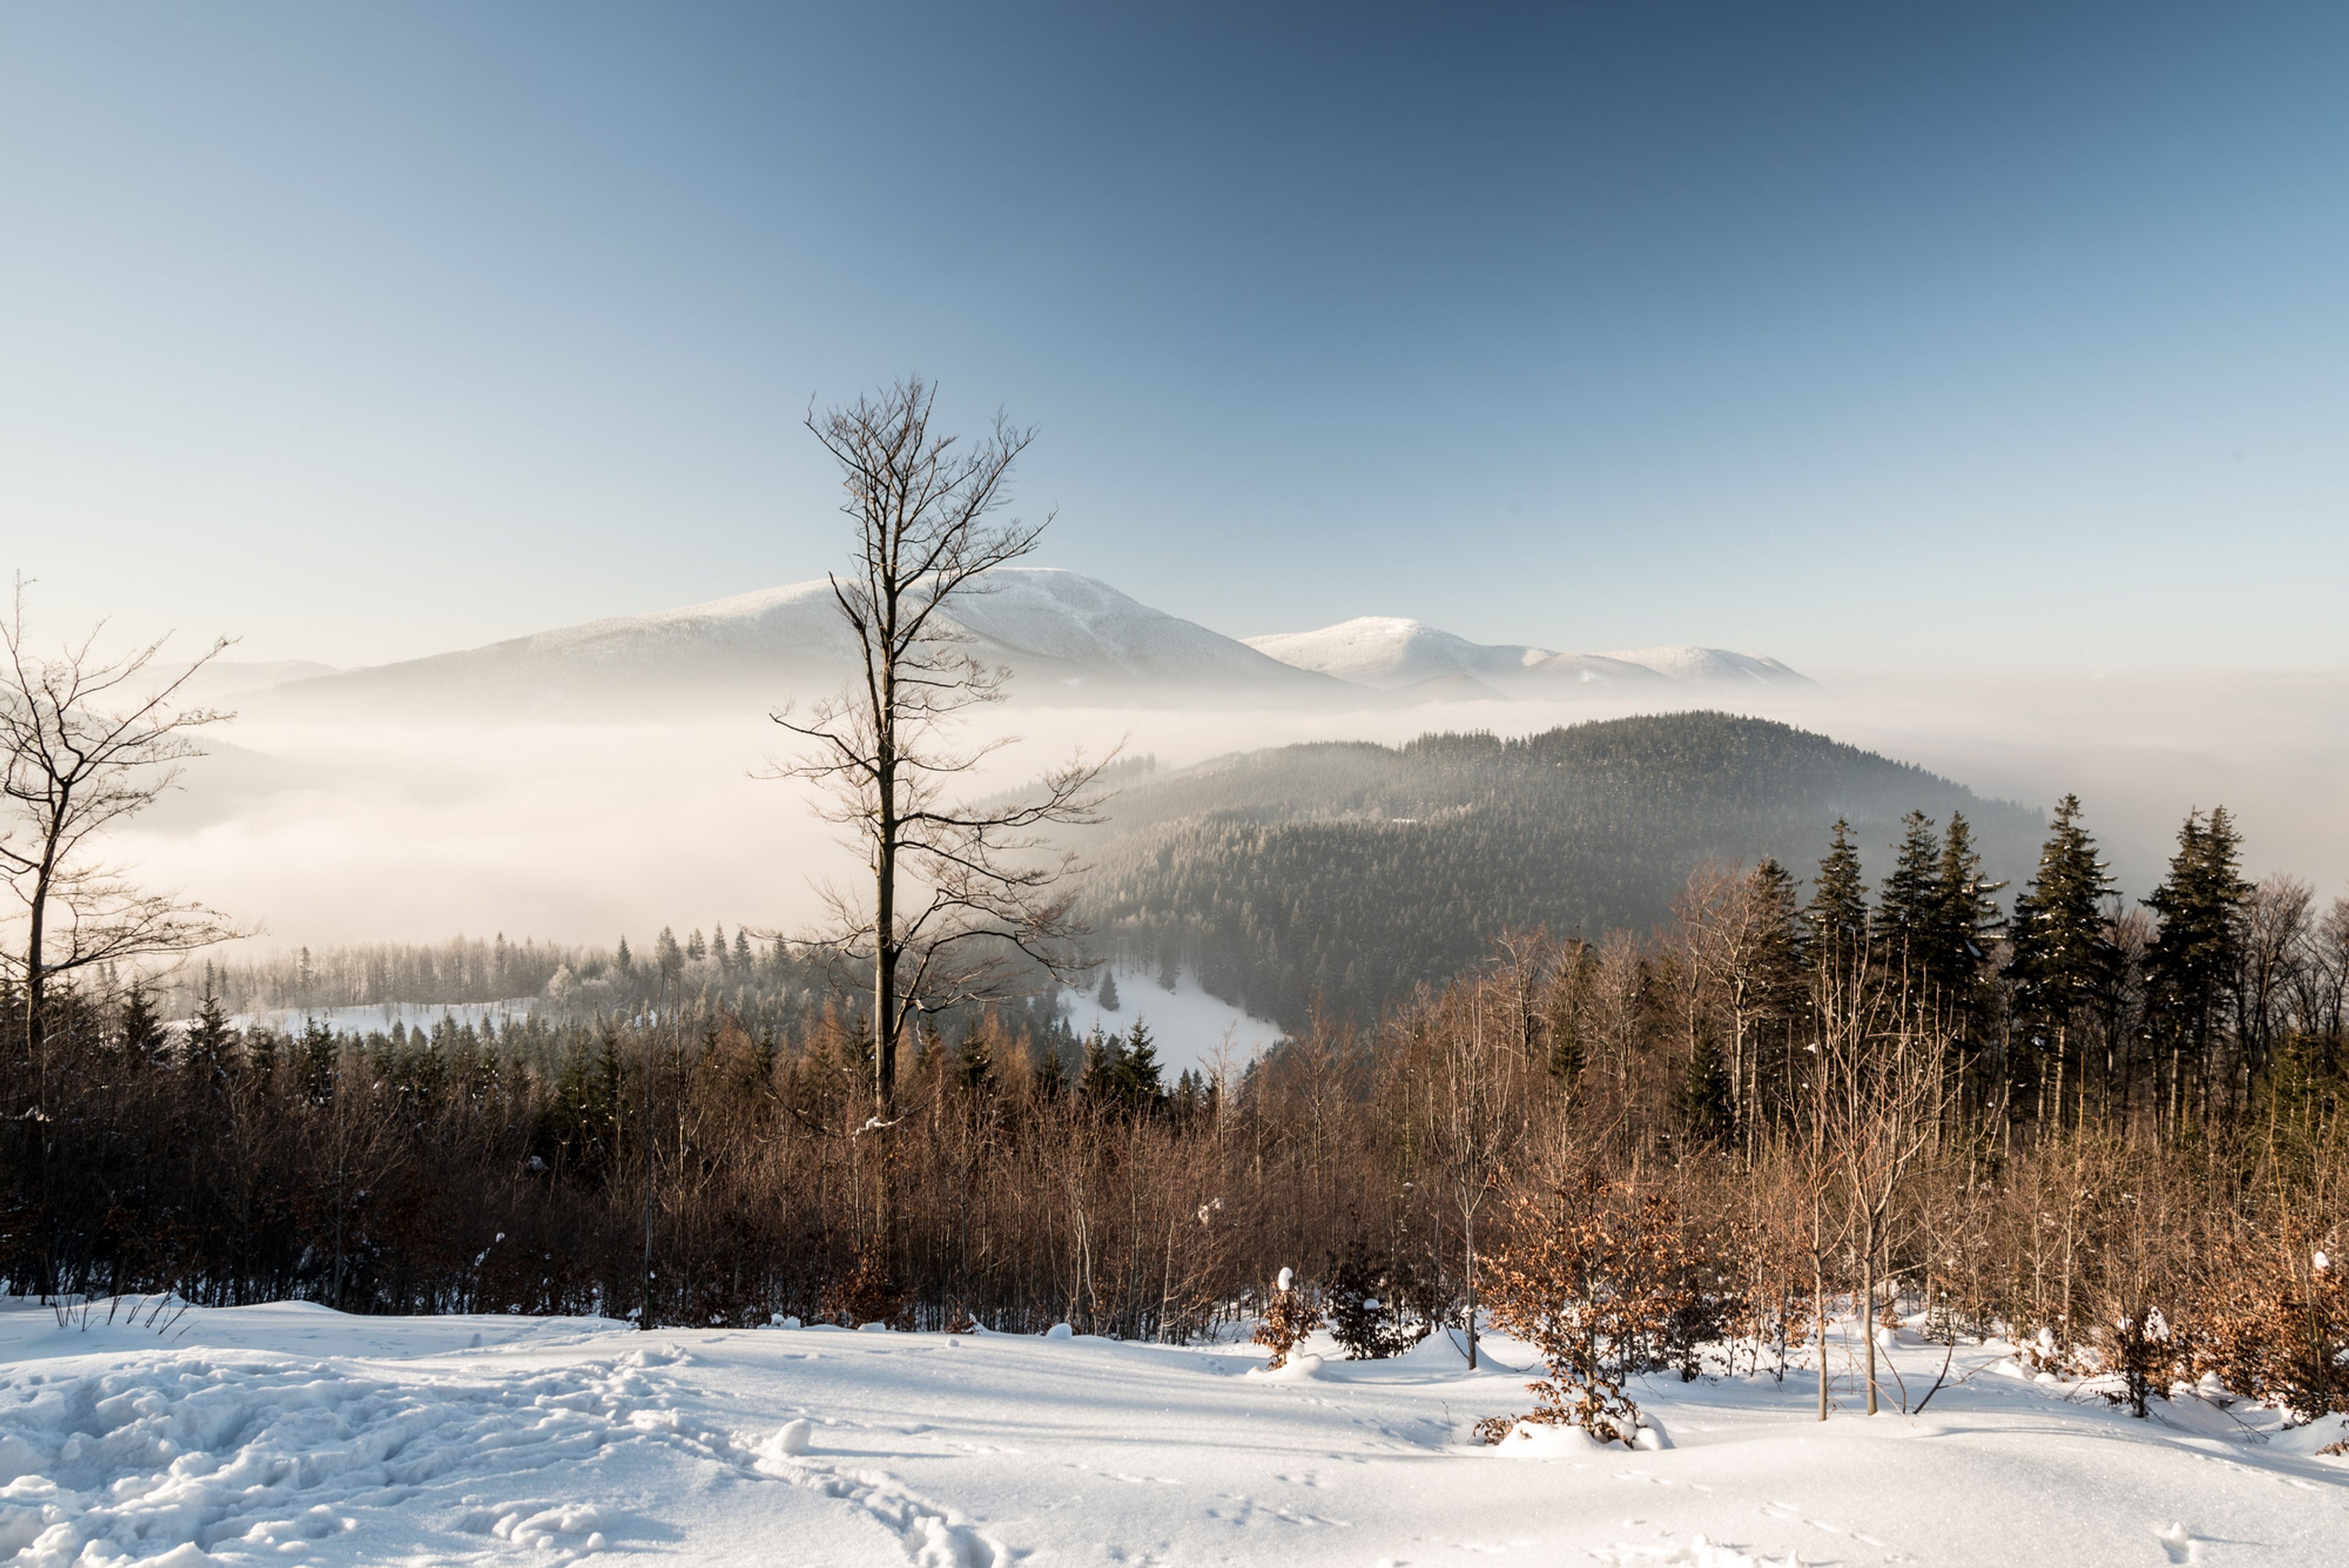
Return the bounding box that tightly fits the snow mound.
[1246,1353,1325,1381]
[1490,1419,1605,1456]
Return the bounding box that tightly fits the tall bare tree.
[774,378,1109,1238]
[2,579,243,1293]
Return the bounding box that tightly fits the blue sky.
[5,2,2344,671]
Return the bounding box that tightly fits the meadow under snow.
[2,1300,2343,1567]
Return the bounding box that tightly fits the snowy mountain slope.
[263,568,1331,716]
[935,568,1315,686]
[1246,616,1806,694]
[1600,645,1812,686]
[1244,617,1551,688]
[5,1298,2341,1568]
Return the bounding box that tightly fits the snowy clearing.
[1059,967,1283,1076]
[3,1302,2343,1567]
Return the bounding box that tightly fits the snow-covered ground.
[1059,967,1284,1076]
[4,1300,2342,1567]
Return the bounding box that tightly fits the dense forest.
[6,790,2342,1429]
[1071,712,2045,1026]
[169,926,848,1024]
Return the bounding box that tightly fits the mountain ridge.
[236,568,1811,716]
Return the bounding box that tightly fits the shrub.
[1325,1235,1428,1359]
[1252,1266,1324,1369]
[1474,1177,1735,1447]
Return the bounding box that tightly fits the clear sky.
[5,2,2344,673]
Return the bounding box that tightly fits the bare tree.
[1,580,244,1294]
[773,378,1110,1239]
[2,582,243,1057]
[1405,962,1537,1369]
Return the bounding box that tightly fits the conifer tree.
[616,935,633,973]
[187,978,234,1085]
[2008,794,2118,1123]
[1876,811,1942,970]
[1080,1028,1123,1102]
[1098,968,1122,1013]
[2145,806,2250,1119]
[1929,812,2005,998]
[1804,820,1869,970]
[116,980,164,1061]
[1674,1016,1732,1139]
[1117,1020,1163,1111]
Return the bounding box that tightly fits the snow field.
[2,1301,2344,1566]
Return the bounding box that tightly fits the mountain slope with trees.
[1071,712,2041,1026]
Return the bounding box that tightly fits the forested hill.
[1074,712,2041,1028]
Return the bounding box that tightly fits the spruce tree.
[1098,968,1122,1013]
[116,981,164,1062]
[1675,1016,1733,1139]
[1079,1028,1123,1102]
[187,979,235,1086]
[1805,820,1870,970]
[1117,1020,1164,1112]
[2008,794,2118,1118]
[954,1025,995,1094]
[1929,811,2006,996]
[1876,811,1942,970]
[2144,805,2250,1114]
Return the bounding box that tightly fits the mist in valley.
[134,661,2349,963]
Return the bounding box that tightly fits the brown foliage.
[1251,1270,1324,1369]
[1474,1177,1735,1446]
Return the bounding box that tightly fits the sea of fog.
[121,672,2349,964]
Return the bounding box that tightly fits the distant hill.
[1069,712,2039,1028]
[1243,616,1809,693]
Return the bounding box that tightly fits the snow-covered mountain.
[268,568,1333,715]
[1242,617,1554,689]
[245,571,1809,718]
[1244,617,1808,693]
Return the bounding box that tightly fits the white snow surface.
[4,1301,2343,1567]
[1059,966,1283,1075]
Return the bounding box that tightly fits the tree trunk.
[1463,1205,1479,1370]
[1861,1213,1881,1416]
[1814,1247,1830,1422]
